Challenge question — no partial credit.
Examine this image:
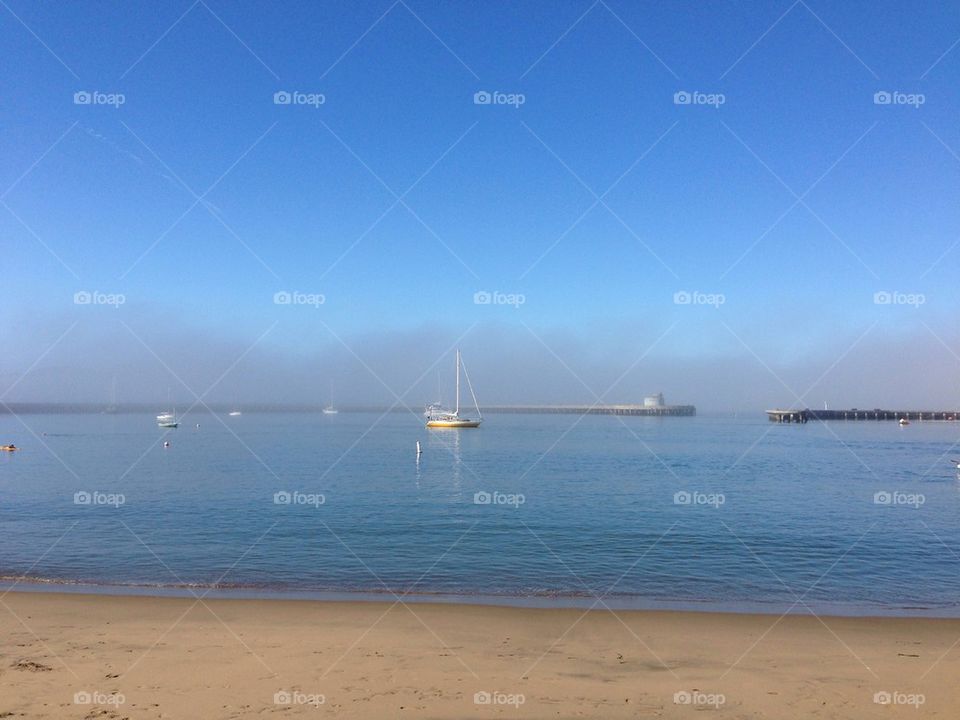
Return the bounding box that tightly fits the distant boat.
[425,350,482,428]
[228,411,242,417]
[1,444,18,452]
[899,418,910,426]
[323,380,338,414]
[157,410,179,428]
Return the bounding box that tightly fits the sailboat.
[157,409,179,428]
[425,350,482,428]
[323,380,338,414]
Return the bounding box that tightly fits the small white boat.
[899,418,910,426]
[228,411,242,417]
[426,350,482,428]
[322,406,338,415]
[157,409,179,428]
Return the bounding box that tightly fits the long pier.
[767,408,959,423]
[485,404,696,417]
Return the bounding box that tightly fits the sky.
[1,0,959,411]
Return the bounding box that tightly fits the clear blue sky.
[2,0,959,408]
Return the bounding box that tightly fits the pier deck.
[766,408,959,423]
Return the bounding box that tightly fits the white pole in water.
[416,440,422,455]
[454,349,460,416]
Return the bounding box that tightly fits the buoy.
[196,423,200,428]
[164,441,170,448]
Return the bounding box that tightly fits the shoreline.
[2,591,958,718]
[4,580,960,619]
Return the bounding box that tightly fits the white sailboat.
[323,380,338,414]
[425,350,482,428]
[157,409,179,428]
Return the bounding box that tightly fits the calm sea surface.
[2,412,959,615]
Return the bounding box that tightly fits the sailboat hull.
[426,419,481,428]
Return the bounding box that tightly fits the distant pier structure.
[486,393,695,417]
[767,408,959,423]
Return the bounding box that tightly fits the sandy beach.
[0,592,956,718]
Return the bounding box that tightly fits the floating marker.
[164,441,170,448]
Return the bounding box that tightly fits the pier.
[766,408,959,423]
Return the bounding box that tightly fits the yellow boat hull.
[425,419,481,428]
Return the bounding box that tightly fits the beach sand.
[0,592,957,718]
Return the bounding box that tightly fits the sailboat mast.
[455,350,460,415]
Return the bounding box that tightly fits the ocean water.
[1,411,959,615]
